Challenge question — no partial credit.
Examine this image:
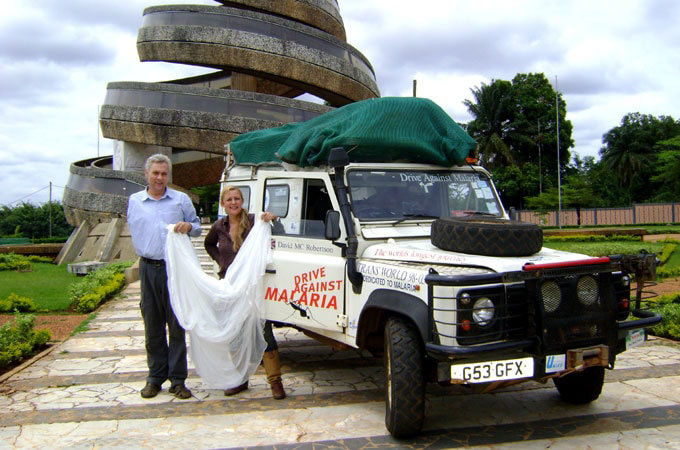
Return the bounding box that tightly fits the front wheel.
[553,366,605,404]
[384,316,425,438]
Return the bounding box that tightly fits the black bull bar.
[424,253,662,357]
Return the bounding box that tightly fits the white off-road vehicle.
[218,98,661,437]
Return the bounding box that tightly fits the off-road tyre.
[384,316,425,438]
[431,217,543,256]
[553,366,605,404]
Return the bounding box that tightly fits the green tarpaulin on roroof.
[229,97,476,167]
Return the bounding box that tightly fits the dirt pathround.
[0,314,88,342]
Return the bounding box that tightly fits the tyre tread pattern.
[431,217,543,256]
[385,317,425,438]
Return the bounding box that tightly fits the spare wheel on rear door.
[431,216,543,256]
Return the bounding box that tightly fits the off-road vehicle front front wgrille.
[426,268,622,352]
[526,272,617,352]
[429,284,530,346]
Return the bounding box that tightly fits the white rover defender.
[219,98,661,437]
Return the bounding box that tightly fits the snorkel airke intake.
[328,147,363,294]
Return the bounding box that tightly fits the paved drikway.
[1,232,680,448]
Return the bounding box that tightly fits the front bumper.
[618,308,662,330]
[424,257,662,383]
